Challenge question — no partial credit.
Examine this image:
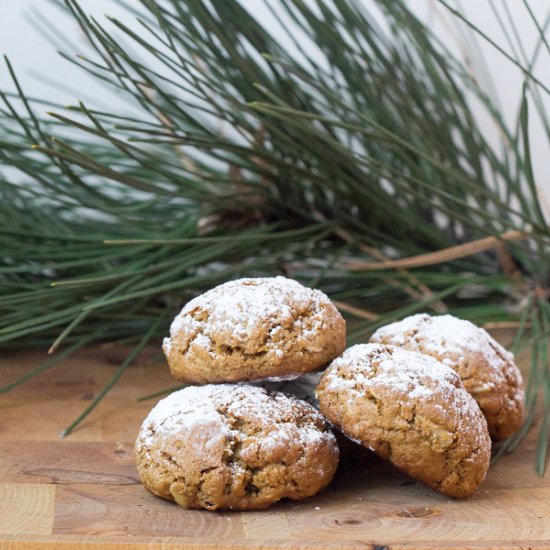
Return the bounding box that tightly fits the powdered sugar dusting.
[323,343,460,401]
[135,384,339,508]
[320,343,488,448]
[137,383,334,455]
[162,337,172,355]
[138,384,230,449]
[163,276,335,369]
[260,372,302,383]
[371,313,524,441]
[318,343,491,495]
[370,313,514,372]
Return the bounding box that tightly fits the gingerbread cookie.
[134,384,339,510]
[370,313,524,440]
[163,277,346,384]
[316,344,491,497]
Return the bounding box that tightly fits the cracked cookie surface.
[134,384,339,510]
[370,313,524,441]
[316,343,491,498]
[163,276,346,383]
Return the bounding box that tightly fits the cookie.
[163,277,346,384]
[316,344,491,497]
[258,373,370,461]
[134,384,339,510]
[370,313,524,441]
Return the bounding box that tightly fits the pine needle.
[59,318,162,437]
[136,384,188,402]
[1,0,549,470]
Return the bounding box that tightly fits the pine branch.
[1,0,549,469]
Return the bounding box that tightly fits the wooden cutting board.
[1,338,549,550]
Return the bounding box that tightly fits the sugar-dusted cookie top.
[370,313,524,440]
[134,384,339,510]
[316,343,491,498]
[163,276,346,384]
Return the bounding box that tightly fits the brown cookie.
[316,344,491,498]
[134,384,339,510]
[163,277,346,384]
[370,313,524,441]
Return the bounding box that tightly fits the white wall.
[1,1,549,194]
[0,0,131,107]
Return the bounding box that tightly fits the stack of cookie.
[134,277,346,510]
[134,277,525,510]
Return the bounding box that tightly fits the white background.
[1,1,549,195]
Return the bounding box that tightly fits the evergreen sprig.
[0,0,548,472]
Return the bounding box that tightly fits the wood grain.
[0,337,548,549]
[0,484,55,536]
[241,510,291,540]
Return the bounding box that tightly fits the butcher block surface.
[1,337,549,550]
